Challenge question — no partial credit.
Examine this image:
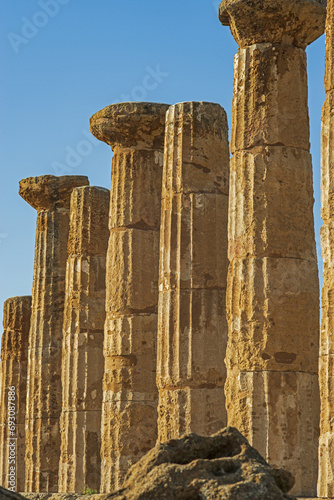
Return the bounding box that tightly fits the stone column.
[219,0,325,496]
[58,185,109,493]
[157,101,229,441]
[319,0,334,495]
[0,296,31,492]
[90,102,169,492]
[19,174,89,493]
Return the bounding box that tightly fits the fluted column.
[0,296,31,492]
[19,174,89,493]
[219,0,325,495]
[58,186,109,493]
[157,101,229,441]
[319,0,334,495]
[90,102,169,492]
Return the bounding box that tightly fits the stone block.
[158,387,226,442]
[225,370,319,497]
[162,102,229,196]
[159,193,229,291]
[229,147,317,261]
[106,229,159,314]
[157,289,227,388]
[231,44,309,152]
[226,256,319,373]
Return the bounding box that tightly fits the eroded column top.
[1,296,32,361]
[68,185,110,256]
[167,101,228,129]
[90,101,170,150]
[163,101,230,195]
[219,0,326,48]
[19,175,89,211]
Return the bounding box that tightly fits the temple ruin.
[1,0,334,498]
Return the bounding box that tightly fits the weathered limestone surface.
[157,101,229,441]
[19,497,322,500]
[0,486,27,499]
[90,102,170,492]
[320,0,334,495]
[109,427,295,500]
[0,296,31,492]
[219,0,325,496]
[19,175,89,493]
[22,496,107,500]
[58,186,110,493]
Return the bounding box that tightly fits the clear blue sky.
[0,0,326,332]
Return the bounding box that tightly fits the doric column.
[219,0,325,496]
[90,102,169,492]
[319,0,334,495]
[0,296,31,492]
[157,101,229,441]
[58,185,109,493]
[19,174,89,492]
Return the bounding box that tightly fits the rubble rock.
[0,486,27,500]
[108,427,295,500]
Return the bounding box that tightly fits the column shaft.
[157,101,230,441]
[0,296,31,492]
[219,0,325,494]
[90,102,169,492]
[319,0,334,495]
[58,186,109,493]
[19,175,89,492]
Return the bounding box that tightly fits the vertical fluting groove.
[219,1,324,495]
[157,101,230,442]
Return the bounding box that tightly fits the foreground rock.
[0,486,26,499]
[108,427,295,499]
[23,495,106,500]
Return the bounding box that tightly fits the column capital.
[1,296,32,361]
[90,101,170,150]
[68,185,110,256]
[219,0,326,48]
[19,175,89,211]
[3,295,32,331]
